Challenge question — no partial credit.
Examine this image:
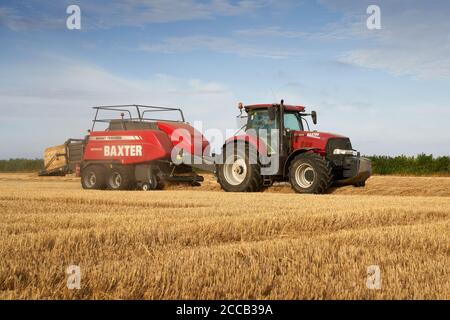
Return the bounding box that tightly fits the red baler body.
[83,121,209,165]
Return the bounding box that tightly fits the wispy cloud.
[318,0,450,79]
[0,6,62,31]
[139,35,301,59]
[231,1,450,79]
[339,48,450,79]
[0,59,234,108]
[0,0,271,31]
[234,26,309,38]
[84,0,271,27]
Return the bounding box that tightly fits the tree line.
[0,159,44,172]
[367,154,450,175]
[0,154,449,175]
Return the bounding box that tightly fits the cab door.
[246,109,279,155]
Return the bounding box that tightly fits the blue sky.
[1,0,450,158]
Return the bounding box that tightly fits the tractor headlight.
[333,149,358,156]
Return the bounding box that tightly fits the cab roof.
[245,104,305,112]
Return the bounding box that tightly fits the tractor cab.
[243,102,316,133]
[240,102,317,158]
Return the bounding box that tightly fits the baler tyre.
[107,166,135,190]
[156,181,166,190]
[148,171,159,190]
[289,153,332,194]
[155,174,166,190]
[81,165,107,190]
[142,171,159,191]
[217,143,263,192]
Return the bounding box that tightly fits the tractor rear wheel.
[217,143,263,192]
[81,165,107,190]
[107,166,135,190]
[289,153,332,194]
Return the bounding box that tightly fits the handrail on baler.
[91,104,185,131]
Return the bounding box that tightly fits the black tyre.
[354,180,366,187]
[217,143,263,192]
[155,179,166,190]
[107,166,135,190]
[142,171,159,191]
[289,153,332,194]
[81,165,107,190]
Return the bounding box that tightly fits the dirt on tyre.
[81,165,107,190]
[289,152,332,194]
[217,143,263,192]
[107,166,135,190]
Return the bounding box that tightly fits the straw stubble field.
[0,173,449,299]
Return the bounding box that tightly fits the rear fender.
[223,135,268,155]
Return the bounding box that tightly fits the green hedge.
[367,154,450,175]
[0,158,44,172]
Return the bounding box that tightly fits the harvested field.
[0,173,449,299]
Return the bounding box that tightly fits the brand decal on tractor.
[306,132,320,139]
[104,145,143,157]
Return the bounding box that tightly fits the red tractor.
[42,103,371,194]
[215,101,371,193]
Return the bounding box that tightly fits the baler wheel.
[288,152,332,194]
[81,165,107,190]
[142,171,159,191]
[141,183,151,191]
[107,166,135,190]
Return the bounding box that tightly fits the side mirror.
[268,107,276,121]
[311,111,317,125]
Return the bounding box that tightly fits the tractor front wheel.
[289,153,332,194]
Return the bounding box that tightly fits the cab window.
[247,110,276,130]
[284,112,303,131]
